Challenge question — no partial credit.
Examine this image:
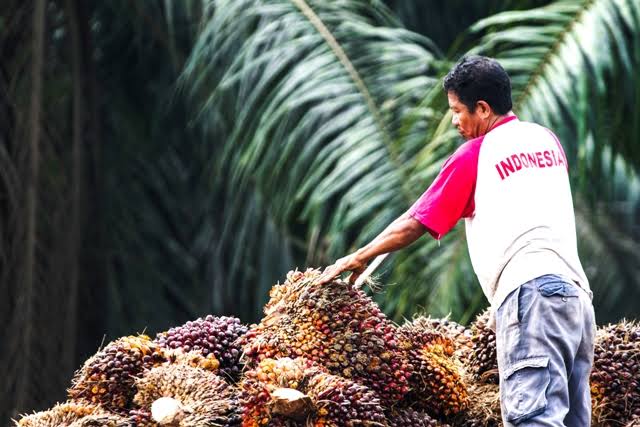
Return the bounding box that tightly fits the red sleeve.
[409,137,482,239]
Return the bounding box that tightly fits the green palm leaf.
[182,0,443,262]
[469,0,640,193]
[385,0,555,52]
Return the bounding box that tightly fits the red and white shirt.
[409,116,590,315]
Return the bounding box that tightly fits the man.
[317,56,595,426]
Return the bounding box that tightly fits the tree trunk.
[78,0,108,368]
[16,0,46,411]
[64,0,86,380]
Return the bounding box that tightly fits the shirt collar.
[488,114,518,132]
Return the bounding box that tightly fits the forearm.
[354,213,425,263]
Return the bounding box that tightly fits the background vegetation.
[2,0,639,421]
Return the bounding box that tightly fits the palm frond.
[469,0,640,195]
[575,198,640,322]
[182,0,443,260]
[384,0,554,52]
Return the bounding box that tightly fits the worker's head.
[443,55,512,140]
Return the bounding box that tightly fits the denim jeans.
[496,274,596,426]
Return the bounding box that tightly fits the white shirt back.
[465,118,591,314]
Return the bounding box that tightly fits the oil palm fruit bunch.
[386,407,450,427]
[409,316,472,359]
[68,335,166,413]
[305,369,386,426]
[591,320,640,425]
[241,268,411,402]
[16,402,114,427]
[154,315,248,380]
[134,363,241,427]
[240,357,312,427]
[466,310,498,384]
[397,321,468,417]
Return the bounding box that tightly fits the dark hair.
[443,55,512,115]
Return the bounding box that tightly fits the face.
[447,91,490,140]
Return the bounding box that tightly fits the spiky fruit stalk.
[241,269,411,402]
[15,402,115,427]
[452,382,501,427]
[68,335,166,413]
[134,363,241,427]
[67,413,131,426]
[155,315,248,380]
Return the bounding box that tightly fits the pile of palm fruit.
[15,268,640,426]
[241,269,412,402]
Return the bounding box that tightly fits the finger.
[317,276,332,285]
[320,263,349,285]
[349,271,361,284]
[317,269,338,285]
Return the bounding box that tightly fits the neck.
[486,111,515,133]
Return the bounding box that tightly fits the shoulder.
[510,120,554,137]
[448,136,483,165]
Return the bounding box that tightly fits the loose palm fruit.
[68,335,166,413]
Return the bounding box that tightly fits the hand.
[317,252,368,286]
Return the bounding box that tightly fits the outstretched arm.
[316,212,427,285]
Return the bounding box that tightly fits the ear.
[476,100,493,119]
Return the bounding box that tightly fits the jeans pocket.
[516,284,531,323]
[537,280,579,298]
[502,356,550,424]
